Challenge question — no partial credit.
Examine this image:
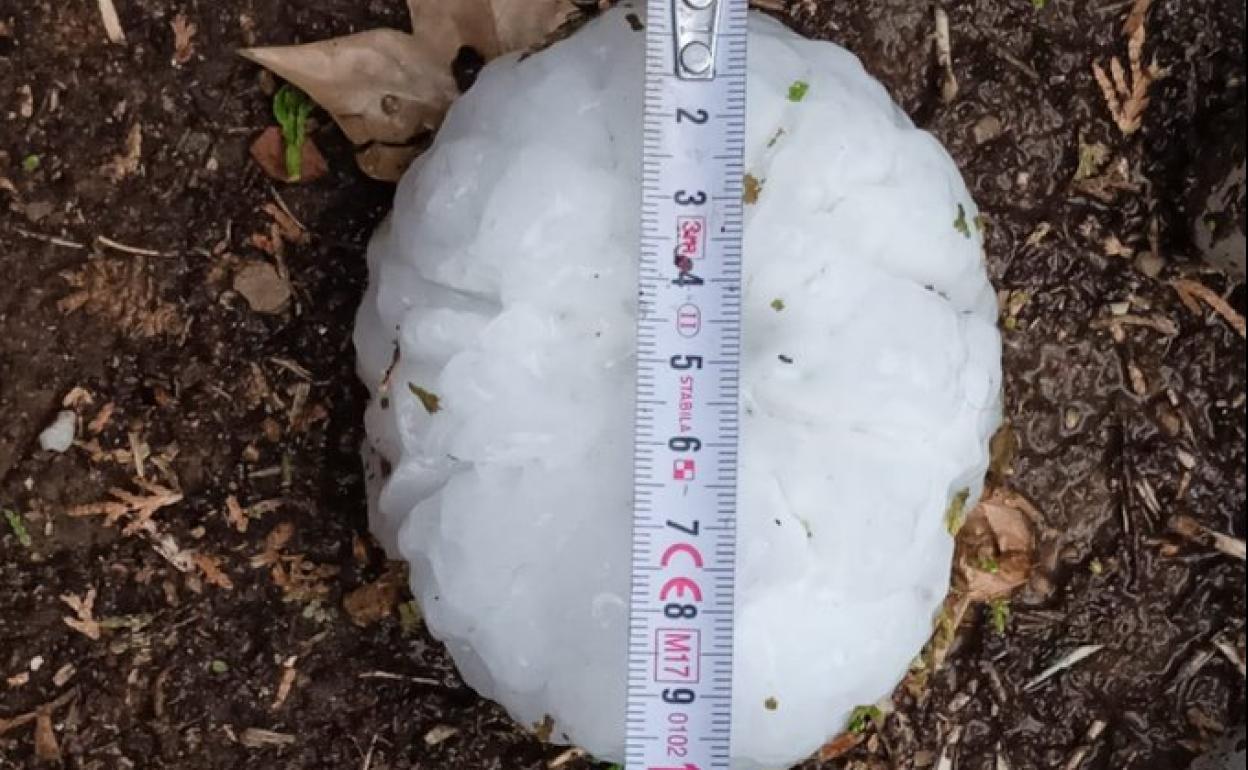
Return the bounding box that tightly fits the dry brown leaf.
[88,402,116,434]
[193,553,235,590]
[1123,0,1152,36]
[103,123,143,181]
[171,13,197,65]
[240,0,578,180]
[343,565,406,627]
[58,257,178,337]
[61,589,101,640]
[818,731,864,760]
[62,386,94,409]
[272,660,298,710]
[225,495,249,533]
[34,710,60,761]
[233,260,292,314]
[252,521,295,567]
[249,125,328,184]
[954,488,1038,603]
[1093,8,1164,136]
[1171,279,1247,338]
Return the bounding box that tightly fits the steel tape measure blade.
[626,1,747,769]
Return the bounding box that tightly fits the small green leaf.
[408,383,441,414]
[953,204,972,238]
[978,556,1000,574]
[945,488,971,535]
[210,660,229,675]
[398,601,422,635]
[22,154,40,172]
[989,598,1010,634]
[273,85,315,181]
[770,298,786,311]
[848,704,882,734]
[4,509,32,548]
[787,80,810,102]
[1075,137,1109,181]
[1031,0,1047,9]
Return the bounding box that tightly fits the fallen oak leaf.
[239,0,581,180]
[954,487,1038,603]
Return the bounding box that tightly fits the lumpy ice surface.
[354,6,1002,768]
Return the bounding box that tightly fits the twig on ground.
[1213,636,1246,677]
[357,671,445,687]
[1171,279,1247,338]
[12,227,86,250]
[934,8,958,102]
[96,0,126,43]
[1092,0,1164,135]
[361,732,380,770]
[1025,645,1105,692]
[96,235,175,258]
[1060,719,1108,770]
[936,725,963,770]
[1169,515,1247,560]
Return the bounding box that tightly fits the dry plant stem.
[934,8,958,102]
[1213,637,1246,677]
[96,235,172,257]
[12,227,86,250]
[1169,515,1247,560]
[1172,279,1247,338]
[97,0,126,43]
[1060,719,1109,770]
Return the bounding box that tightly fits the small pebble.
[972,115,1003,145]
[38,410,77,453]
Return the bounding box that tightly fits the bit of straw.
[1213,636,1246,677]
[933,8,958,103]
[96,0,126,43]
[1171,279,1247,338]
[1169,515,1247,561]
[1060,719,1108,770]
[1024,644,1105,692]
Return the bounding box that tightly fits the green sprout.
[22,154,40,172]
[273,85,315,181]
[978,556,1000,574]
[4,509,32,548]
[989,598,1010,634]
[944,488,971,535]
[409,383,442,414]
[953,204,972,238]
[787,80,810,102]
[1032,0,1048,9]
[848,704,882,734]
[770,298,786,311]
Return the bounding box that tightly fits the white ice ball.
[354,6,1002,768]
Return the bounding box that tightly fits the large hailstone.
[354,5,1002,768]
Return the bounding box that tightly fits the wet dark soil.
[1,1,1243,769]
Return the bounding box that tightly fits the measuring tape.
[626,1,747,769]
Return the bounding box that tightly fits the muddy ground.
[1,0,1244,768]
